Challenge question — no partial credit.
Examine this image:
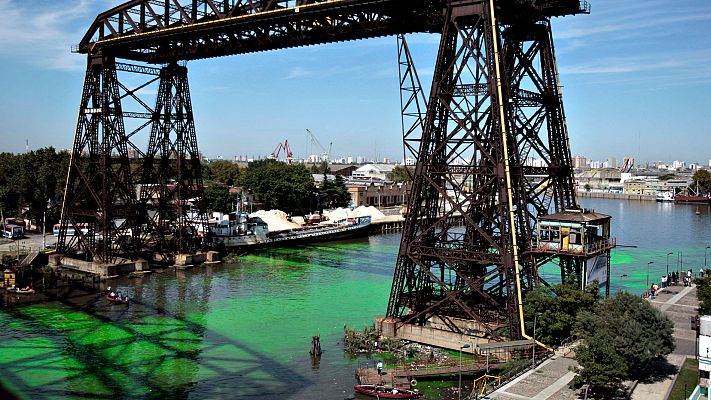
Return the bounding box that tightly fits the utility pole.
[42,211,47,250]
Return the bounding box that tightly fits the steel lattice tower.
[59,56,141,263]
[140,62,207,258]
[387,0,588,341]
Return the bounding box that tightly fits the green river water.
[1,198,710,399]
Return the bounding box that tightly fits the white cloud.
[0,0,110,71]
[286,67,311,79]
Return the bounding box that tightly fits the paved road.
[0,233,56,257]
[632,284,698,400]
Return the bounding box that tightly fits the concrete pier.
[49,254,148,278]
[174,251,221,268]
[376,317,493,354]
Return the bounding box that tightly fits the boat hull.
[354,384,418,399]
[106,295,129,304]
[214,220,373,251]
[674,196,711,204]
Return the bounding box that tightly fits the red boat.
[674,195,711,204]
[106,294,129,304]
[354,384,419,399]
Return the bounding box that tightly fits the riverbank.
[578,190,657,201]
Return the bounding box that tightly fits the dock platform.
[356,359,503,390]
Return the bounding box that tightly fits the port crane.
[270,140,294,163]
[306,129,332,162]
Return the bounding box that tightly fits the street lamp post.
[459,343,471,400]
[647,261,654,297]
[42,210,47,250]
[533,313,539,368]
[666,252,673,276]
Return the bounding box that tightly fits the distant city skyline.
[0,0,710,163]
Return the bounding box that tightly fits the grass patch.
[668,358,699,400]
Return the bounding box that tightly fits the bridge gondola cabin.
[533,209,615,295]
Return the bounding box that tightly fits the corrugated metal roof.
[539,210,610,223]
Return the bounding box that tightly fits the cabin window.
[550,226,560,242]
[540,228,550,242]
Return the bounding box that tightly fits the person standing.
[377,361,383,376]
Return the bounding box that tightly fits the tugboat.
[655,191,674,202]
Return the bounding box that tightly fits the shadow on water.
[0,268,311,399]
[0,233,404,399]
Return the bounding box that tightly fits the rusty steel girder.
[75,0,588,63]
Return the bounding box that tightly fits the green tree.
[659,173,676,181]
[692,169,711,195]
[242,159,316,214]
[310,160,330,175]
[695,275,711,315]
[0,148,69,229]
[524,281,599,345]
[574,292,675,387]
[206,160,241,186]
[202,185,237,213]
[319,175,351,209]
[574,335,628,388]
[388,165,413,183]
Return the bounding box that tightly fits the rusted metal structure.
[387,0,592,342]
[60,0,598,342]
[139,62,207,260]
[59,57,143,262]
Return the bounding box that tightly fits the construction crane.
[619,157,634,173]
[270,139,293,163]
[306,129,332,162]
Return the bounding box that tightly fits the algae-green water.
[1,198,709,399]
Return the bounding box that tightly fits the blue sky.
[0,0,709,164]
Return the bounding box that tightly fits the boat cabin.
[535,209,614,256]
[211,215,269,241]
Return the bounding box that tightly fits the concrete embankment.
[577,191,657,201]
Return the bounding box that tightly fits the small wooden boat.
[106,294,129,304]
[15,288,35,294]
[354,384,419,399]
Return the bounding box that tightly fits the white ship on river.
[210,213,372,250]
